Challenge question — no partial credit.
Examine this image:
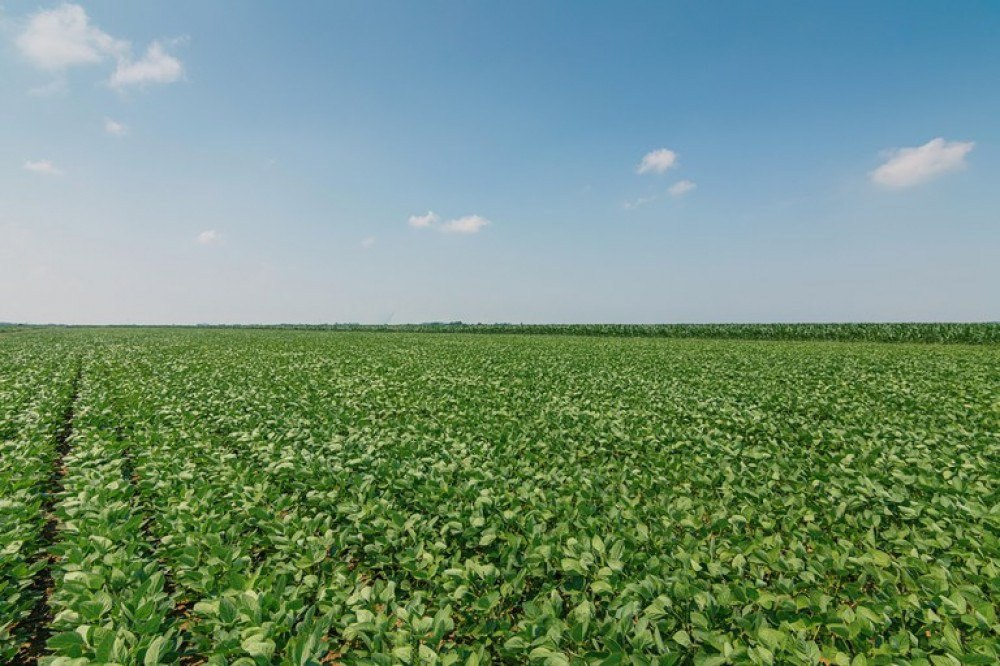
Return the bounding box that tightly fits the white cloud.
[623,195,657,210]
[104,118,128,136]
[15,4,183,89]
[668,179,697,197]
[441,214,490,234]
[408,211,440,228]
[636,148,678,175]
[409,210,490,234]
[16,3,126,70]
[110,41,183,88]
[23,160,64,176]
[196,230,221,245]
[360,236,376,248]
[870,137,974,189]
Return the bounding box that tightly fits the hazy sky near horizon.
[2,1,998,324]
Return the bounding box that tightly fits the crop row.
[41,356,180,665]
[0,346,77,662]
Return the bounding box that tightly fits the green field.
[1,328,998,665]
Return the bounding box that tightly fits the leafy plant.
[1,328,998,664]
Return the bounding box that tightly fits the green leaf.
[144,635,170,666]
[241,636,276,660]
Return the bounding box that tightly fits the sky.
[1,1,998,325]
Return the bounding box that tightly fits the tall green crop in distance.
[162,323,1000,345]
[0,328,997,664]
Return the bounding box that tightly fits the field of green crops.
[1,328,998,666]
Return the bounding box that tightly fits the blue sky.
[1,1,998,324]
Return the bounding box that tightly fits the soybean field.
[1,327,998,665]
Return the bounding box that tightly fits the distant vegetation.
[8,322,1000,343]
[222,322,1000,345]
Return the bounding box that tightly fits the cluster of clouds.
[620,136,974,211]
[16,4,184,89]
[393,136,976,243]
[625,148,697,209]
[14,4,189,228]
[8,5,978,255]
[408,211,491,234]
